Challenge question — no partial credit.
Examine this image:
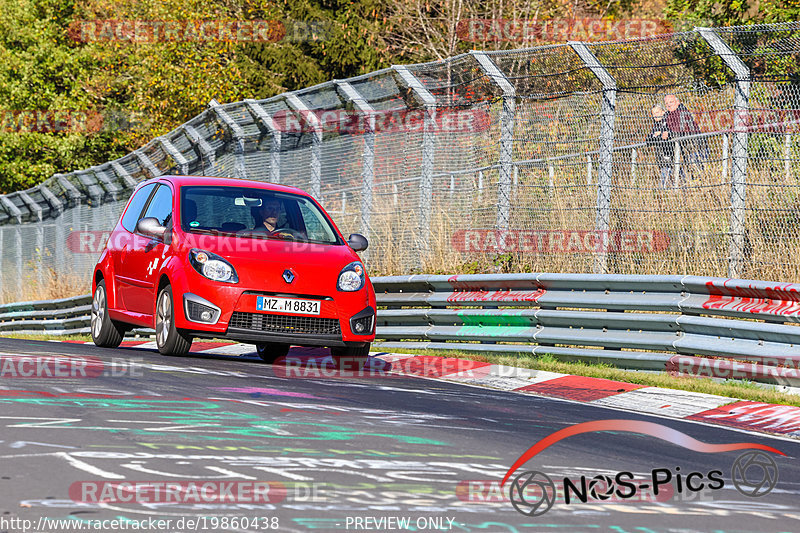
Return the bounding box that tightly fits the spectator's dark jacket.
[646,117,674,167]
[666,103,708,152]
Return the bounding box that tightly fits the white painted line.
[590,387,735,418]
[197,344,255,355]
[128,341,158,351]
[55,451,125,479]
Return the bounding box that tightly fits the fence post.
[472,51,516,231]
[697,27,750,279]
[393,65,436,259]
[209,99,247,179]
[19,191,43,288]
[183,125,216,175]
[158,137,190,175]
[786,133,791,181]
[335,81,376,252]
[14,226,22,300]
[135,151,162,179]
[570,41,617,274]
[673,141,682,187]
[245,99,282,184]
[286,93,323,201]
[722,134,729,179]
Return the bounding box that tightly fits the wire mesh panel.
[1,23,800,302]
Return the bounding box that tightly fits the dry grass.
[1,267,88,304]
[358,163,800,280]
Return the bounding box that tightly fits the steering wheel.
[270,228,306,241]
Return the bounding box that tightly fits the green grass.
[377,346,800,408]
[3,333,93,342]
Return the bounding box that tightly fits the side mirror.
[137,217,167,240]
[347,233,369,252]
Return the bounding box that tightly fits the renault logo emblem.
[282,269,295,284]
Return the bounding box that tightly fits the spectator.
[646,104,680,187]
[664,94,708,180]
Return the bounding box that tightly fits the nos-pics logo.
[502,419,783,517]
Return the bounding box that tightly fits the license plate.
[256,296,321,315]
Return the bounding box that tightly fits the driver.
[252,197,306,241]
[256,198,283,233]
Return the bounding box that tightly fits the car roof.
[143,175,312,197]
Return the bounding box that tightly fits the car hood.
[177,233,361,294]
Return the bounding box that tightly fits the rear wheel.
[155,285,192,355]
[256,342,290,363]
[91,280,125,348]
[330,343,371,370]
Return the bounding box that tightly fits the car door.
[113,183,157,313]
[118,182,174,316]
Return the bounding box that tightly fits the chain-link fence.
[1,22,800,302]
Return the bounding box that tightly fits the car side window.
[120,183,157,233]
[141,184,174,228]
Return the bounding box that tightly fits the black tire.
[91,280,125,348]
[256,342,290,363]
[330,343,371,370]
[155,284,192,356]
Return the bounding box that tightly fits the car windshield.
[180,185,341,245]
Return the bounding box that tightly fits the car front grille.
[229,311,342,336]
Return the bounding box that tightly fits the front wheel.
[155,285,193,355]
[256,342,290,363]
[330,343,371,370]
[91,280,125,348]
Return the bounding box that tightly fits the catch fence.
[1,22,800,300]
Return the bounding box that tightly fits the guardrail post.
[697,27,750,279]
[245,99,282,184]
[570,41,617,274]
[286,93,323,200]
[209,100,247,179]
[335,81,375,255]
[472,51,516,231]
[393,65,436,261]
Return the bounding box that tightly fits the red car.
[90,175,376,363]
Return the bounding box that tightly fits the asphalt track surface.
[0,337,798,533]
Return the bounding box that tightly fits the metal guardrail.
[0,295,92,335]
[371,274,800,387]
[3,273,800,386]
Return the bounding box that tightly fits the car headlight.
[337,261,365,292]
[189,249,239,283]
